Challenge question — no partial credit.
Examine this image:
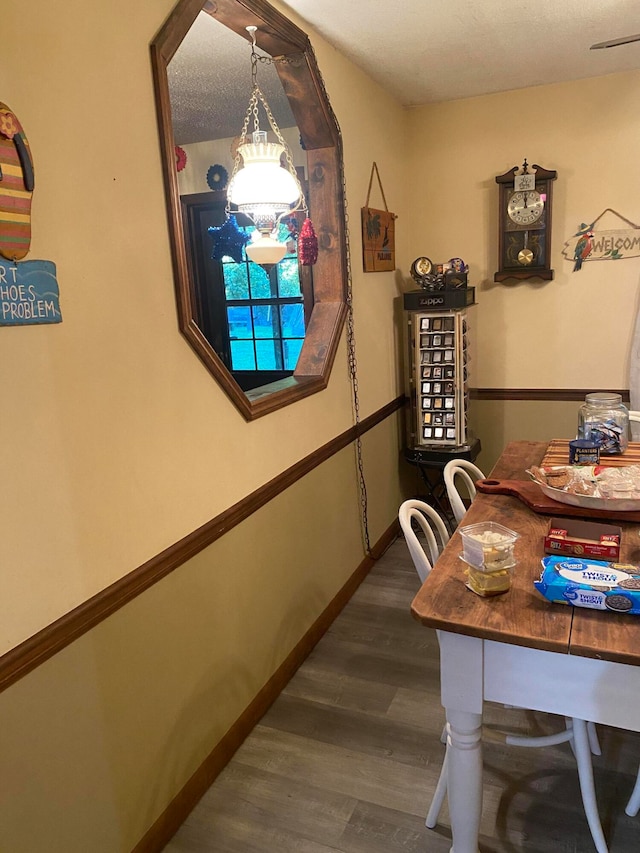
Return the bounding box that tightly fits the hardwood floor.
[164,536,640,852]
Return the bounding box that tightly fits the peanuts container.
[459,521,519,596]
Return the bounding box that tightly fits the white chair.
[398,498,608,851]
[626,770,640,817]
[443,458,485,526]
[399,498,450,584]
[398,499,450,826]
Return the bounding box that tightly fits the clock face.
[507,190,544,226]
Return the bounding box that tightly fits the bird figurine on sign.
[573,225,594,272]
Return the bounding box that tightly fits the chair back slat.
[398,500,450,583]
[444,459,485,525]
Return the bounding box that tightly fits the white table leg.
[438,632,484,853]
[446,708,483,853]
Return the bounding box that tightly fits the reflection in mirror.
[169,12,310,392]
[151,0,347,420]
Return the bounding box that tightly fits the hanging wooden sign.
[0,258,62,325]
[562,208,640,271]
[362,162,396,272]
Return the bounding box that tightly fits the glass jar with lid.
[577,392,629,455]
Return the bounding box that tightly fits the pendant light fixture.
[227,26,307,266]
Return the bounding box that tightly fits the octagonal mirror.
[151,0,347,420]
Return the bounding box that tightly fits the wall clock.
[494,159,557,282]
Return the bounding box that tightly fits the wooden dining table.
[411,440,640,853]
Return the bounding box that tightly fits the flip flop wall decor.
[0,102,34,261]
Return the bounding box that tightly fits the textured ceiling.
[168,12,295,145]
[168,1,640,145]
[280,0,640,105]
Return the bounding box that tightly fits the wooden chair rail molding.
[470,388,630,402]
[0,396,405,694]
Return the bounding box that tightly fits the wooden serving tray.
[475,478,640,522]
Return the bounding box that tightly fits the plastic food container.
[459,521,519,596]
[466,564,514,596]
[459,521,519,569]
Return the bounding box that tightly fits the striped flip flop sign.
[0,102,34,261]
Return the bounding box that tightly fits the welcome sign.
[562,208,640,271]
[0,258,62,325]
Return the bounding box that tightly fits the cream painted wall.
[405,72,640,393]
[0,0,408,653]
[470,399,581,475]
[0,431,406,852]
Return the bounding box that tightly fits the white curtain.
[629,287,640,439]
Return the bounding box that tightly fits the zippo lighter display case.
[405,309,469,448]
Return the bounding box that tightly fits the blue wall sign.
[0,259,62,325]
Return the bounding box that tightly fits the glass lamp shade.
[228,138,300,223]
[246,233,287,266]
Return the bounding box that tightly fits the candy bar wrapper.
[535,556,640,614]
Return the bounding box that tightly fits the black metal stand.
[404,436,482,531]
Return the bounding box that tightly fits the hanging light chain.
[227,31,307,222]
[344,193,372,556]
[300,45,371,555]
[227,91,255,215]
[252,84,307,217]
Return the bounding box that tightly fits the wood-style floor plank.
[164,536,640,852]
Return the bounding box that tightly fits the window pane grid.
[225,297,303,306]
[221,222,306,374]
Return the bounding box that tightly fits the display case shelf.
[405,309,470,449]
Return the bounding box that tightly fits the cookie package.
[535,556,640,614]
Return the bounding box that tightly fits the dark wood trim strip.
[0,395,405,694]
[471,388,630,403]
[132,518,400,853]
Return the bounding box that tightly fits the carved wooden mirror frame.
[151,0,347,420]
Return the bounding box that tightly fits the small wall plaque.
[0,258,62,325]
[362,162,396,272]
